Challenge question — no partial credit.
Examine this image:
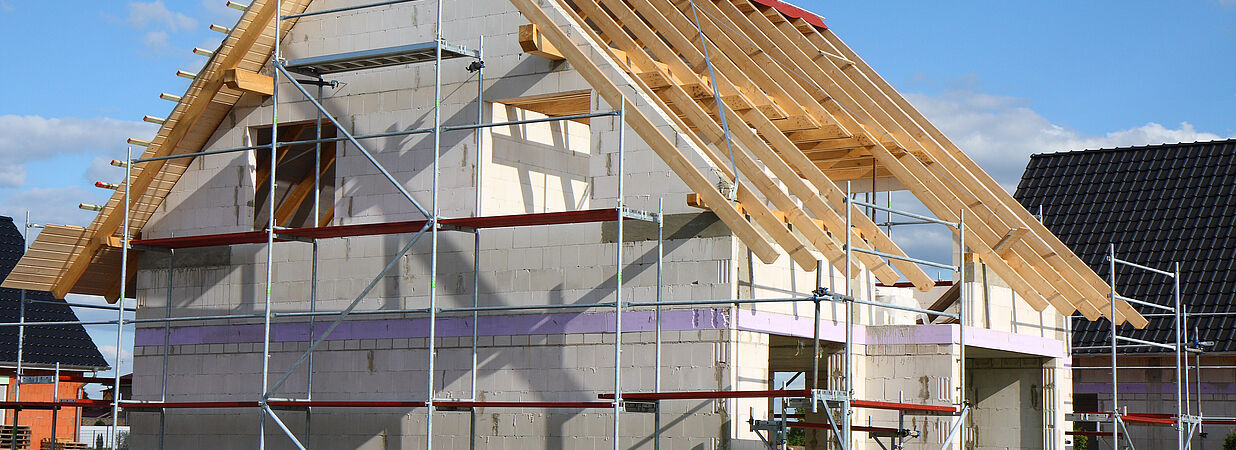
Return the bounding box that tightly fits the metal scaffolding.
[2,1,991,449]
[1066,245,1204,450]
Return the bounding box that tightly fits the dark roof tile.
[1014,139,1236,354]
[0,216,108,369]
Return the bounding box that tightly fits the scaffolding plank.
[267,400,427,408]
[851,399,957,413]
[0,400,111,410]
[600,389,810,400]
[121,401,260,409]
[600,390,958,414]
[284,42,478,75]
[128,209,628,249]
[435,401,612,409]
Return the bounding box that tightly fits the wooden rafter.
[510,0,782,266]
[272,148,337,225]
[808,25,1142,327]
[568,0,826,271]
[577,0,919,281]
[760,7,1140,324]
[4,0,1144,328]
[622,0,934,289]
[34,0,314,300]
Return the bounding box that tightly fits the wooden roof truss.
[2,0,1146,328]
[510,0,1145,327]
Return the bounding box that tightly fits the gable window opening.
[252,120,338,230]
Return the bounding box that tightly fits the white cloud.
[142,30,171,50]
[872,88,1230,267]
[905,90,1226,191]
[0,1,13,13]
[96,344,134,373]
[0,186,104,228]
[126,1,197,32]
[0,165,25,187]
[0,115,154,188]
[201,0,243,23]
[86,157,125,186]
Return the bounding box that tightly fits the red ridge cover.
[749,0,828,30]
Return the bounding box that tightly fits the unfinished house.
[1016,139,1236,449]
[2,0,1148,448]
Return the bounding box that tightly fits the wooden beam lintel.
[223,68,274,97]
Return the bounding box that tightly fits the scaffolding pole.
[468,34,484,450]
[1092,244,1191,450]
[112,146,132,449]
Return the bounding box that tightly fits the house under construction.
[1,0,1181,448]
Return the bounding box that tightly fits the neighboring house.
[0,216,110,446]
[3,0,1146,448]
[1015,139,1236,448]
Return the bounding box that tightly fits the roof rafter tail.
[781,15,1143,327]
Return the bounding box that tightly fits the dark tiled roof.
[1014,139,1236,353]
[0,216,108,369]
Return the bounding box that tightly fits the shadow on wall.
[132,55,736,447]
[965,357,1047,449]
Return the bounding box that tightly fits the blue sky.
[0,1,1233,380]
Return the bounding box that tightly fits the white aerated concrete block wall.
[127,0,1078,448]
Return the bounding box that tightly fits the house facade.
[3,0,1148,448]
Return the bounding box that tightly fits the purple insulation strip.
[134,307,1068,359]
[734,311,1065,358]
[1074,382,1236,395]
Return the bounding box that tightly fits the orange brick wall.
[1,369,87,447]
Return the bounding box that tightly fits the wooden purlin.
[562,6,837,274]
[694,0,1071,312]
[510,0,782,265]
[769,10,1136,324]
[806,24,1146,327]
[700,0,1114,321]
[781,10,1132,323]
[634,0,934,289]
[570,0,850,274]
[580,0,932,289]
[32,0,314,300]
[572,3,834,273]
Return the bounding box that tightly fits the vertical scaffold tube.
[1109,243,1119,447]
[1175,262,1184,449]
[159,245,173,449]
[812,259,822,412]
[13,212,27,449]
[425,0,443,445]
[306,78,324,449]
[259,2,281,445]
[654,197,663,450]
[843,181,852,448]
[113,147,132,449]
[469,35,484,450]
[51,363,59,443]
[613,99,626,450]
[958,209,966,412]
